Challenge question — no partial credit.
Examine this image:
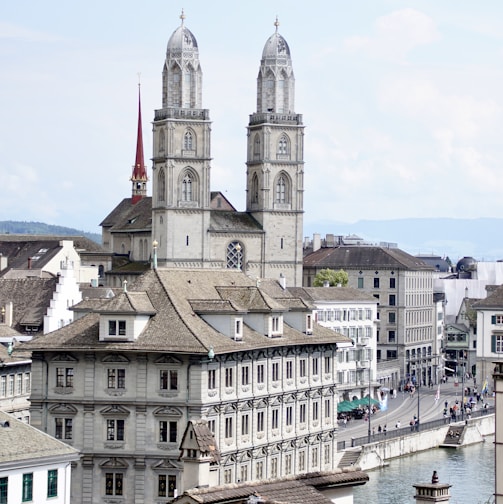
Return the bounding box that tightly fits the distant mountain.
[304,218,503,263]
[0,221,101,244]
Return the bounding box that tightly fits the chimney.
[312,233,321,252]
[27,257,32,269]
[278,273,286,290]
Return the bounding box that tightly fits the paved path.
[336,378,492,444]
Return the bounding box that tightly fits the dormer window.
[234,317,243,341]
[109,320,126,337]
[269,314,283,337]
[306,314,313,335]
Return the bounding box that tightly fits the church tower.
[246,18,304,286]
[152,11,212,267]
[131,83,148,205]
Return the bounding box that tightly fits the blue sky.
[1,1,502,237]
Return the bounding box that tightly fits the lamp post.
[367,366,372,443]
[416,359,420,431]
[152,240,158,270]
[235,243,242,270]
[460,352,465,421]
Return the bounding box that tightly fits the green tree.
[313,269,349,287]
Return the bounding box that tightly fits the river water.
[352,436,495,504]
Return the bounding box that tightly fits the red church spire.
[131,80,148,204]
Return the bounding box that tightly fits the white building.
[0,411,79,504]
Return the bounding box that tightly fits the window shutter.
[492,315,496,324]
[492,334,496,353]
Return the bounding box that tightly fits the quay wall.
[354,414,495,471]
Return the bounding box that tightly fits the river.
[352,436,495,504]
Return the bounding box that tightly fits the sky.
[1,1,502,239]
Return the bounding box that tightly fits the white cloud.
[344,8,440,62]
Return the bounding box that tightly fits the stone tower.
[413,470,451,503]
[152,10,212,267]
[246,18,305,286]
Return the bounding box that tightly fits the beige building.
[25,268,351,503]
[102,14,305,287]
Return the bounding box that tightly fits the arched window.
[227,242,244,270]
[275,174,287,204]
[158,169,166,202]
[253,134,261,160]
[251,173,259,204]
[278,135,289,155]
[182,173,193,201]
[184,131,193,150]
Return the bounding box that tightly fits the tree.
[313,268,348,287]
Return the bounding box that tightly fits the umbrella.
[337,401,355,413]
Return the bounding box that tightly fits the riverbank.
[336,413,495,471]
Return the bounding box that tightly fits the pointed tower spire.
[131,77,148,204]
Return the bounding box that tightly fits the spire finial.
[274,16,279,32]
[180,9,186,25]
[137,72,141,89]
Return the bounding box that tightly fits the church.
[101,12,305,287]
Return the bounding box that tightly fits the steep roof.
[0,411,79,467]
[209,211,263,233]
[100,196,152,233]
[23,269,351,356]
[304,246,433,271]
[472,285,503,309]
[0,277,57,332]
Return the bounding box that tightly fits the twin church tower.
[103,12,305,287]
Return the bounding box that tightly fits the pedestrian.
[343,417,347,428]
[444,400,448,410]
[372,426,376,437]
[395,420,401,429]
[378,424,382,434]
[383,424,387,435]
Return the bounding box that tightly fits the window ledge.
[106,388,126,397]
[54,387,73,395]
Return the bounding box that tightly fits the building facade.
[26,269,351,503]
[303,243,436,387]
[102,13,304,287]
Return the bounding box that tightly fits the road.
[336,378,491,444]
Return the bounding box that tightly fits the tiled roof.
[95,291,156,315]
[106,197,153,233]
[209,211,263,233]
[0,342,31,364]
[0,411,79,466]
[288,286,376,303]
[472,285,503,309]
[303,246,433,271]
[0,278,57,332]
[23,269,351,355]
[174,468,369,504]
[191,420,221,462]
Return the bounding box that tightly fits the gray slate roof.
[304,246,433,271]
[288,286,377,303]
[100,197,153,233]
[0,411,79,467]
[472,285,503,309]
[23,269,351,356]
[173,468,369,504]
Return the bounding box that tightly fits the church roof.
[209,211,263,233]
[23,269,350,356]
[304,246,433,271]
[166,11,199,54]
[100,196,152,233]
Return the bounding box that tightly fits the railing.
[336,406,494,451]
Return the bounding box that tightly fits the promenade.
[336,378,493,446]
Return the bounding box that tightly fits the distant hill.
[0,221,101,244]
[304,217,503,263]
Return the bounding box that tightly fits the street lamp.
[235,243,242,270]
[152,240,158,270]
[367,367,371,443]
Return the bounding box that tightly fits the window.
[492,334,503,353]
[388,331,396,343]
[387,350,397,359]
[24,373,30,394]
[107,419,125,441]
[8,375,13,396]
[160,370,178,391]
[241,366,250,386]
[184,130,193,150]
[313,402,319,421]
[224,469,232,484]
[390,278,396,288]
[22,473,33,502]
[159,421,177,443]
[275,174,287,203]
[312,447,318,467]
[105,473,123,496]
[271,409,279,429]
[389,312,396,324]
[325,399,331,419]
[16,373,22,394]
[256,461,264,480]
[108,320,126,336]
[208,419,216,434]
[182,173,193,201]
[324,356,331,374]
[389,295,396,306]
[0,477,7,504]
[312,358,319,376]
[225,368,233,388]
[251,173,259,203]
[374,277,380,288]
[299,359,306,378]
[324,445,330,464]
[286,406,293,426]
[226,241,244,270]
[257,364,265,384]
[253,134,261,159]
[55,418,73,440]
[56,367,73,388]
[225,417,233,439]
[272,316,280,333]
[47,469,58,498]
[0,377,5,397]
[272,362,280,382]
[208,369,216,389]
[271,458,278,478]
[278,135,288,155]
[492,315,503,325]
[286,361,293,379]
[257,411,264,432]
[107,369,125,389]
[285,454,292,475]
[358,277,364,289]
[299,403,306,423]
[240,465,248,482]
[158,168,166,201]
[241,414,249,435]
[157,475,176,498]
